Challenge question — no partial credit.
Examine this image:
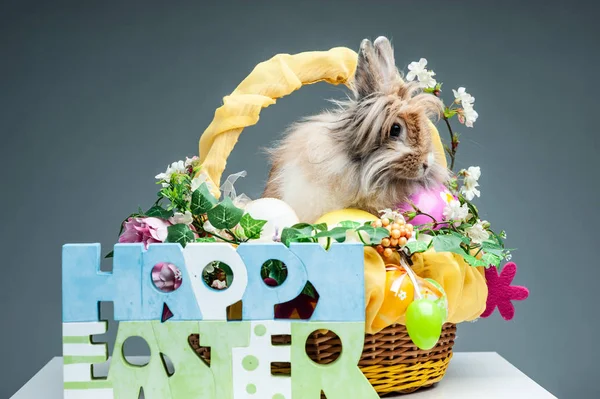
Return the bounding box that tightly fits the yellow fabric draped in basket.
[197,46,488,333]
[364,247,487,333]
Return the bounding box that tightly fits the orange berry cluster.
[372,217,414,258]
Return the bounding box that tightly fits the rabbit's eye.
[390,123,403,138]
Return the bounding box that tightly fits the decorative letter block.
[62,242,377,399]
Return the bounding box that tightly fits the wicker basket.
[189,322,456,396]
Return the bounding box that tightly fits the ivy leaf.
[338,220,361,229]
[196,237,217,243]
[240,213,267,240]
[314,226,351,243]
[207,197,244,229]
[356,225,390,244]
[280,227,313,246]
[145,205,174,219]
[261,259,288,285]
[191,183,218,215]
[462,254,489,267]
[301,282,318,299]
[432,234,465,255]
[405,240,430,254]
[450,230,471,245]
[291,223,317,237]
[166,224,195,247]
[313,223,328,232]
[482,252,502,268]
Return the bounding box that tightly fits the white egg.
[243,198,300,241]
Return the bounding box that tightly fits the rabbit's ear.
[373,36,397,86]
[354,37,398,99]
[354,39,383,99]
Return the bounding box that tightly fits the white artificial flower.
[169,210,193,225]
[505,252,512,261]
[185,156,199,167]
[452,87,475,106]
[442,199,469,222]
[462,103,479,127]
[399,290,407,301]
[379,208,405,223]
[460,166,481,201]
[173,268,182,281]
[155,160,186,187]
[211,280,227,290]
[406,58,437,88]
[465,220,490,244]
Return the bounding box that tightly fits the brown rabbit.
[263,36,449,222]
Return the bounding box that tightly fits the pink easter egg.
[396,184,453,228]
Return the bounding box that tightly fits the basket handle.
[198,47,447,195]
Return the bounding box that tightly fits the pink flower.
[118,217,171,248]
[152,262,182,292]
[481,262,529,320]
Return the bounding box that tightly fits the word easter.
[62,242,379,399]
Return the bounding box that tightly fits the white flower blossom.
[379,208,405,224]
[173,268,182,281]
[406,58,437,88]
[505,252,512,261]
[465,220,490,244]
[211,280,227,290]
[452,87,475,106]
[442,199,469,222]
[399,290,407,301]
[460,166,481,201]
[185,156,199,167]
[462,102,479,127]
[155,160,186,187]
[169,210,193,225]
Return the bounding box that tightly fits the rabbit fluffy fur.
[263,36,449,222]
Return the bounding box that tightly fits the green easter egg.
[405,299,445,350]
[425,278,448,320]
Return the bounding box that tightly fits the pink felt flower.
[481,262,529,320]
[118,217,171,248]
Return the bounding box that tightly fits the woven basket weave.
[189,322,456,396]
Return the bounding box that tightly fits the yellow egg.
[372,268,415,331]
[315,208,378,226]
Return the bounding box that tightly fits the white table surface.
[10,352,556,399]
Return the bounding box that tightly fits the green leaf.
[195,237,217,243]
[450,230,471,245]
[481,240,505,256]
[104,250,114,259]
[261,259,288,285]
[166,224,195,247]
[145,205,174,219]
[301,281,318,299]
[432,234,465,255]
[314,226,351,243]
[338,220,361,229]
[313,223,328,232]
[240,213,268,240]
[482,252,502,267]
[444,108,458,119]
[191,183,218,215]
[357,225,391,244]
[405,240,430,254]
[207,197,244,229]
[462,254,488,267]
[291,223,317,237]
[280,227,313,246]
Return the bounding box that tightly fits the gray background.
[1,0,598,398]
